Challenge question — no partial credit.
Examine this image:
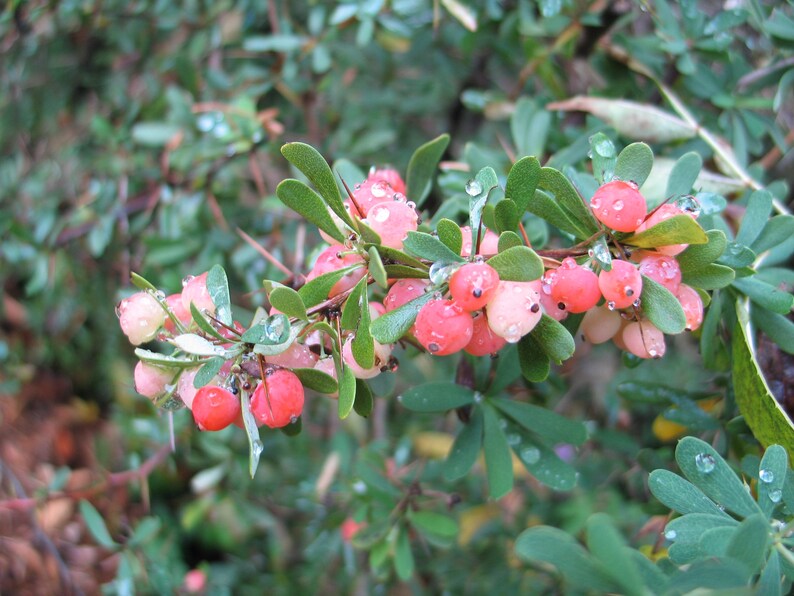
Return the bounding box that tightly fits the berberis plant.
[117,127,794,590]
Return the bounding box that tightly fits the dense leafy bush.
[2,0,794,593]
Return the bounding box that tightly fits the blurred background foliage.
[1,0,793,593]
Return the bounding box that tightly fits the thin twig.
[236,227,293,277]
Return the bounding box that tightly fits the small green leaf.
[370,291,434,344]
[752,307,794,354]
[505,420,578,490]
[134,348,199,369]
[482,405,514,499]
[193,357,225,389]
[409,510,459,539]
[394,527,415,581]
[678,230,728,272]
[443,408,483,481]
[752,215,794,255]
[757,445,788,518]
[615,142,654,188]
[241,314,291,344]
[735,189,773,247]
[726,514,769,573]
[468,167,500,252]
[298,266,362,308]
[588,133,617,185]
[276,179,347,243]
[517,334,550,382]
[624,215,708,248]
[206,265,232,326]
[530,314,575,363]
[281,143,355,229]
[682,263,735,290]
[717,242,755,269]
[665,152,703,198]
[732,278,794,315]
[352,292,375,369]
[131,122,180,147]
[367,246,388,289]
[528,189,583,238]
[511,98,550,158]
[293,367,338,394]
[80,500,117,549]
[338,365,356,419]
[486,245,543,281]
[406,134,450,205]
[494,199,519,233]
[675,436,762,518]
[269,285,308,321]
[665,513,738,564]
[189,302,228,341]
[172,333,226,357]
[400,382,475,412]
[639,276,687,335]
[498,231,523,252]
[587,513,645,596]
[492,398,586,445]
[436,219,463,255]
[648,469,732,518]
[505,156,541,216]
[365,244,428,270]
[403,231,465,263]
[538,167,599,238]
[341,276,368,331]
[354,379,374,417]
[758,550,783,596]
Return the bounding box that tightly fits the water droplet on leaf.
[694,453,716,473]
[465,179,483,196]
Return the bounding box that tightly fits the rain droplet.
[196,113,215,132]
[759,469,775,484]
[695,453,716,473]
[520,446,540,464]
[506,434,521,447]
[212,121,230,138]
[591,241,612,269]
[769,489,783,503]
[429,261,459,285]
[664,529,677,541]
[613,200,624,212]
[264,317,287,343]
[465,179,483,196]
[353,480,367,494]
[607,301,616,310]
[252,439,264,459]
[675,195,701,217]
[371,181,388,198]
[473,392,483,403]
[182,275,195,287]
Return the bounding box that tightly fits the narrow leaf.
[732,277,794,315]
[406,134,450,205]
[80,500,117,549]
[276,179,347,243]
[437,219,463,255]
[338,365,357,419]
[193,357,225,389]
[735,189,773,247]
[517,334,550,382]
[399,382,475,412]
[370,292,434,344]
[443,408,484,481]
[403,231,465,263]
[648,469,732,518]
[482,405,514,499]
[206,265,232,326]
[293,367,338,394]
[639,276,687,335]
[354,379,374,417]
[538,167,599,238]
[492,398,587,445]
[368,246,388,289]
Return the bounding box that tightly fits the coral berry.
[163,293,192,333]
[546,258,601,314]
[251,369,305,428]
[117,291,166,345]
[449,263,500,312]
[342,336,393,379]
[675,284,704,331]
[638,253,682,294]
[486,280,543,343]
[369,168,406,195]
[590,180,647,233]
[365,200,419,250]
[464,312,507,356]
[306,244,366,297]
[192,385,241,431]
[598,259,643,310]
[414,299,474,355]
[384,279,430,312]
[181,272,217,316]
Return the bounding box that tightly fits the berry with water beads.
[590,180,647,233]
[448,262,500,312]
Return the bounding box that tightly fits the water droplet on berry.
[182,275,195,287]
[465,179,483,196]
[406,201,416,209]
[759,469,775,483]
[428,342,440,353]
[694,453,716,473]
[607,301,616,310]
[769,489,783,503]
[675,195,701,217]
[520,446,540,464]
[613,200,624,211]
[371,181,388,198]
[632,299,641,308]
[290,415,299,424]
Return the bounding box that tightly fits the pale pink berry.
[117,291,166,345]
[486,280,543,343]
[306,244,366,297]
[181,272,217,316]
[590,180,647,233]
[369,302,386,319]
[267,341,319,369]
[414,299,474,355]
[547,258,601,314]
[163,293,192,333]
[635,204,697,255]
[460,226,500,257]
[342,336,393,379]
[622,321,666,359]
[464,312,507,356]
[364,200,419,250]
[384,279,430,312]
[598,259,643,310]
[638,253,682,294]
[449,263,500,312]
[676,284,704,331]
[177,369,200,409]
[134,362,174,399]
[350,179,398,218]
[580,305,622,344]
[369,168,406,195]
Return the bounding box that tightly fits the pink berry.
[341,517,366,543]
[369,168,406,195]
[364,200,419,250]
[486,280,543,343]
[547,258,601,314]
[267,341,318,369]
[622,321,666,359]
[598,259,643,310]
[350,179,398,218]
[539,289,568,321]
[464,312,507,356]
[676,284,704,331]
[342,336,393,379]
[384,279,430,312]
[590,180,647,233]
[134,361,174,399]
[449,263,500,312]
[306,244,366,297]
[635,204,697,255]
[638,253,682,294]
[192,385,241,431]
[117,291,166,345]
[251,369,305,428]
[414,299,474,356]
[580,305,622,344]
[181,272,216,316]
[177,369,200,409]
[460,226,500,257]
[163,293,192,333]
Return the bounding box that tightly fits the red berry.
[676,284,704,331]
[539,289,568,321]
[414,299,474,355]
[178,369,200,409]
[449,263,500,312]
[384,279,430,312]
[267,341,318,369]
[192,385,241,431]
[251,369,305,428]
[547,258,601,314]
[598,259,643,310]
[590,180,647,233]
[464,312,507,356]
[638,253,682,294]
[486,280,543,343]
[117,291,166,345]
